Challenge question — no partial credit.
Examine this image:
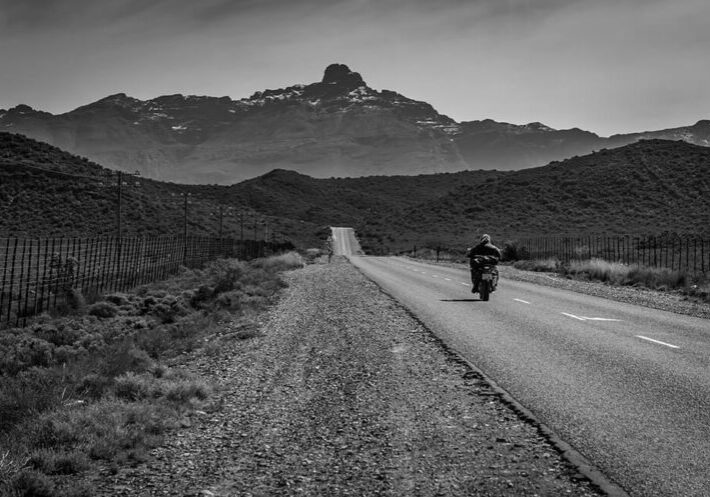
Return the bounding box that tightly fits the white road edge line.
[514,299,531,305]
[444,278,451,281]
[636,335,680,349]
[460,282,469,286]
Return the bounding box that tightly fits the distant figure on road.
[466,234,501,294]
[325,235,334,263]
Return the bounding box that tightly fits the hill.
[374,139,710,251]
[0,133,317,245]
[2,133,709,255]
[1,64,708,184]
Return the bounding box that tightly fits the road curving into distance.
[344,250,710,497]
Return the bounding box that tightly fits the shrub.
[303,248,322,263]
[8,469,56,497]
[214,290,244,311]
[254,252,304,272]
[66,288,87,314]
[104,294,130,306]
[99,341,154,379]
[565,258,629,283]
[501,240,530,261]
[207,259,246,294]
[31,322,82,347]
[163,373,211,403]
[190,285,215,307]
[513,258,560,272]
[0,335,54,375]
[625,265,687,289]
[0,368,64,432]
[114,372,152,401]
[88,302,118,319]
[27,449,89,475]
[77,373,112,399]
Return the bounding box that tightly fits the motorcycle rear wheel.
[480,283,490,301]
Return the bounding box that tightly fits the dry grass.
[513,258,561,272]
[515,257,709,302]
[0,252,299,496]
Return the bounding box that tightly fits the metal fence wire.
[0,235,284,329]
[515,234,709,274]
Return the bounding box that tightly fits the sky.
[1,0,708,136]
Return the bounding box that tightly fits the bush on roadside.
[513,258,560,272]
[88,301,118,319]
[501,240,530,261]
[515,257,708,301]
[0,252,298,496]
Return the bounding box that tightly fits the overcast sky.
[1,0,708,136]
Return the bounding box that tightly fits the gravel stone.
[77,259,605,496]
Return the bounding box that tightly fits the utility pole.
[182,192,190,266]
[218,206,224,239]
[253,216,259,259]
[116,171,123,278]
[183,193,189,240]
[239,211,244,243]
[116,171,123,240]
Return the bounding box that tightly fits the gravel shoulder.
[80,258,606,496]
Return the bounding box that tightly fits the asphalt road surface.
[331,227,363,256]
[346,254,710,497]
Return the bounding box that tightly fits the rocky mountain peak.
[321,63,365,89]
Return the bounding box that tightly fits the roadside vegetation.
[0,252,303,497]
[404,243,710,303]
[513,257,710,303]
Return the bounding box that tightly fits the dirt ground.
[78,258,607,496]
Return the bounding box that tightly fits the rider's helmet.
[480,234,491,244]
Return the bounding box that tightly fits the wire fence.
[401,234,709,275]
[0,235,289,329]
[512,234,709,274]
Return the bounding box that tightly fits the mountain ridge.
[1,133,708,253]
[1,63,708,184]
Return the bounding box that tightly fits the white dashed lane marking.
[561,312,621,322]
[636,336,680,349]
[390,260,683,354]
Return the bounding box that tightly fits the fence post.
[38,238,50,314]
[0,238,11,324]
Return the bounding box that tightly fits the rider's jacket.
[466,242,502,267]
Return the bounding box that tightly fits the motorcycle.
[471,255,499,301]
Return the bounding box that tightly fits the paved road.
[331,227,362,256]
[348,255,710,497]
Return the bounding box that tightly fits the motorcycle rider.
[466,234,501,294]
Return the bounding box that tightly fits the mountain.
[2,64,708,184]
[0,64,464,184]
[2,133,709,254]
